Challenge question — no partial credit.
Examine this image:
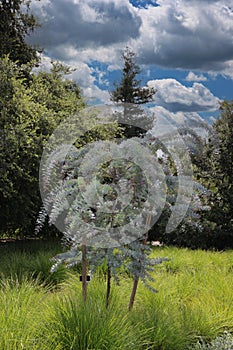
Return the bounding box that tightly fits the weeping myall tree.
[36,91,211,310]
[36,106,174,309]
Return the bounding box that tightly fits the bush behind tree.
[0,57,85,237]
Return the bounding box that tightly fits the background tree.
[0,0,39,64]
[110,47,156,137]
[0,57,85,237]
[151,100,233,250]
[196,100,233,249]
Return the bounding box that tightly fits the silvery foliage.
[146,133,210,228]
[37,136,168,288]
[121,240,169,292]
[38,138,165,245]
[189,332,233,350]
[37,123,209,284]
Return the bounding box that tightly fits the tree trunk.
[106,263,111,308]
[128,213,151,311]
[128,276,139,311]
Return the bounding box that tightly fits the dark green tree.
[110,47,156,137]
[198,100,233,248]
[0,0,39,64]
[0,56,85,237]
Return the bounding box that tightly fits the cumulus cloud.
[151,105,208,128]
[134,0,233,77]
[147,78,220,112]
[33,54,110,103]
[185,72,207,82]
[29,0,233,78]
[29,0,141,54]
[28,0,233,104]
[150,106,212,141]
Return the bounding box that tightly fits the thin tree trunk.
[106,263,111,308]
[128,213,151,311]
[143,213,151,244]
[105,187,117,309]
[128,276,139,311]
[82,242,87,302]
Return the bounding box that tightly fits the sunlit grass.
[0,243,232,349]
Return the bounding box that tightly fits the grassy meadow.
[0,240,233,349]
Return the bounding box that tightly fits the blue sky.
[29,0,233,125]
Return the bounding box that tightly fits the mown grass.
[0,242,232,349]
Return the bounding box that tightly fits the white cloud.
[185,72,207,82]
[149,106,212,140]
[147,78,220,112]
[33,54,110,103]
[28,0,233,104]
[82,86,109,103]
[151,105,208,127]
[133,0,233,77]
[29,0,233,78]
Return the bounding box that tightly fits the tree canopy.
[110,47,156,137]
[110,47,155,105]
[198,100,233,248]
[0,57,85,236]
[0,0,39,64]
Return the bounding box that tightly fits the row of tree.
[0,0,233,251]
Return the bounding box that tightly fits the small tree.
[37,127,168,308]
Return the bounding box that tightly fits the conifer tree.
[110,47,156,137]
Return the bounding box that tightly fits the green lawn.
[0,241,232,349]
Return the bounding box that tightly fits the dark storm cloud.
[30,0,142,51]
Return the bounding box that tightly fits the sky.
[28,0,233,126]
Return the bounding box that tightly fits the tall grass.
[0,277,47,350]
[39,276,146,350]
[129,247,233,349]
[0,243,232,349]
[0,240,71,286]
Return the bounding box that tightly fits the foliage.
[0,56,85,237]
[0,0,40,64]
[110,47,156,137]
[0,277,47,350]
[150,182,211,249]
[0,240,70,286]
[0,245,233,349]
[43,278,143,350]
[191,100,233,249]
[189,332,233,350]
[148,101,233,250]
[37,133,168,308]
[110,47,155,105]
